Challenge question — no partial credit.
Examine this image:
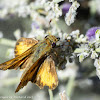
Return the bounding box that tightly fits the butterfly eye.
[57,37,60,41]
[45,35,49,38]
[52,43,56,48]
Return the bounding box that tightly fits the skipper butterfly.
[0,35,59,93]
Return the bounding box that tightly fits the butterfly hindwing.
[15,55,47,93]
[34,56,58,90]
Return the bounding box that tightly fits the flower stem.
[66,76,75,98]
[48,89,54,100]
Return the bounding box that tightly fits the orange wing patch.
[15,37,38,57]
[35,56,58,90]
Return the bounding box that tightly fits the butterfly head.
[45,35,60,48]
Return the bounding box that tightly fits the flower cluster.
[72,27,100,78]
[65,1,80,26]
[45,1,62,20]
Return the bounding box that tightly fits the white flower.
[62,33,69,40]
[45,11,55,21]
[28,29,45,40]
[16,5,31,17]
[65,1,80,26]
[52,3,62,18]
[44,1,52,11]
[94,58,100,79]
[45,1,62,20]
[79,54,84,62]
[70,30,80,39]
[76,34,87,43]
[80,44,89,51]
[77,52,89,62]
[94,59,100,69]
[91,50,98,59]
[95,29,100,41]
[30,11,39,21]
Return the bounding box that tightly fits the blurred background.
[0,0,100,100]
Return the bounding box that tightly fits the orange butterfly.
[0,35,59,93]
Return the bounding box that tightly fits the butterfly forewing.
[15,37,38,57]
[0,38,38,70]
